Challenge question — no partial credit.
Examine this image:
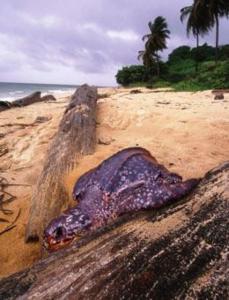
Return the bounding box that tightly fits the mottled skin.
[44,147,199,251]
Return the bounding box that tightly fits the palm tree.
[204,0,229,63]
[180,3,210,72]
[138,16,170,76]
[180,5,199,48]
[138,50,150,67]
[137,50,157,68]
[194,0,229,63]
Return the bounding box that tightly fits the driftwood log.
[25,84,97,242]
[212,89,229,94]
[1,161,228,299]
[0,92,56,112]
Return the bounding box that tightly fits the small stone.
[98,136,114,145]
[35,116,52,123]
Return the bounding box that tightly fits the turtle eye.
[53,226,65,239]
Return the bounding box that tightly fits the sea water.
[0,82,77,101]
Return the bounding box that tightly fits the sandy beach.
[0,87,228,279]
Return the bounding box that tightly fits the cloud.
[107,30,139,41]
[0,0,228,85]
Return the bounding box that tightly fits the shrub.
[116,65,148,86]
[190,43,215,62]
[219,45,229,60]
[168,46,191,63]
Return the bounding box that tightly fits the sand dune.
[0,87,228,278]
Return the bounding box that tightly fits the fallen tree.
[212,89,229,94]
[0,92,56,112]
[25,84,98,242]
[0,161,228,299]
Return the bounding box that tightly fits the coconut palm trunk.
[215,14,219,65]
[156,54,160,77]
[195,32,199,73]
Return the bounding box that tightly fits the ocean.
[0,82,78,101]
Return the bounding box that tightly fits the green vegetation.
[116,0,229,91]
[116,44,229,90]
[170,59,229,91]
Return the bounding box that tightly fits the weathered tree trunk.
[25,84,97,242]
[0,101,12,112]
[11,92,42,107]
[0,92,56,111]
[1,161,228,299]
[0,92,57,112]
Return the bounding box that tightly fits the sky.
[0,0,228,86]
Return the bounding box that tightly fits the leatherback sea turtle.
[44,147,199,251]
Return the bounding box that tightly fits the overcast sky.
[0,0,228,86]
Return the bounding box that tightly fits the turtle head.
[43,208,91,252]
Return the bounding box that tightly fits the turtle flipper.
[168,178,200,200]
[112,177,199,215]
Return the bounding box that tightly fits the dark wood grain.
[1,161,228,299]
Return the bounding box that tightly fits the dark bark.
[0,101,12,112]
[0,92,57,112]
[212,89,229,94]
[156,54,160,77]
[40,95,56,102]
[25,84,97,242]
[11,92,42,107]
[215,15,219,65]
[195,33,199,73]
[0,161,228,300]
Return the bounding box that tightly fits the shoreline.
[0,87,228,278]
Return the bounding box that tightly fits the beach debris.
[0,176,22,236]
[214,93,224,100]
[130,89,142,94]
[0,101,12,112]
[0,209,21,236]
[0,91,57,113]
[157,101,170,105]
[35,116,52,124]
[41,95,56,102]
[0,143,9,157]
[0,122,37,128]
[212,89,229,94]
[11,91,42,107]
[98,93,109,99]
[0,177,16,211]
[0,116,51,133]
